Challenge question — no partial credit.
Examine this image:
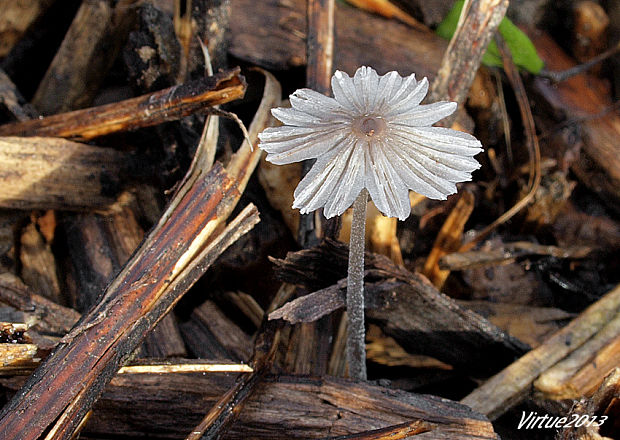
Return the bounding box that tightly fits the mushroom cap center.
[352,116,387,138]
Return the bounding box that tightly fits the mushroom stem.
[346,188,368,380]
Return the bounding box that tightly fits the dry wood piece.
[62,212,130,311]
[461,283,620,420]
[31,0,136,114]
[229,0,445,79]
[270,240,528,375]
[534,311,620,400]
[429,0,509,125]
[0,162,259,440]
[422,191,474,288]
[19,222,62,304]
[124,2,181,91]
[0,136,134,211]
[62,206,138,296]
[530,31,620,213]
[117,358,253,374]
[180,299,253,362]
[77,374,498,439]
[141,314,187,359]
[0,342,38,375]
[0,272,80,336]
[0,68,246,141]
[221,291,264,329]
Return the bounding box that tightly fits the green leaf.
[435,0,544,74]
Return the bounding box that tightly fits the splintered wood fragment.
[221,291,264,328]
[141,314,187,358]
[534,311,620,400]
[429,0,509,126]
[461,283,620,420]
[365,324,452,369]
[0,68,246,141]
[0,273,80,336]
[230,0,445,80]
[0,68,38,121]
[0,343,38,375]
[180,300,253,362]
[422,190,474,288]
[31,0,135,114]
[0,163,260,440]
[81,375,498,439]
[0,358,254,377]
[19,222,62,304]
[320,419,433,439]
[555,368,620,440]
[269,240,527,375]
[530,31,620,212]
[440,242,593,270]
[0,136,134,211]
[117,359,253,374]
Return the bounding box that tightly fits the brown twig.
[0,68,246,141]
[429,0,509,125]
[459,36,541,252]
